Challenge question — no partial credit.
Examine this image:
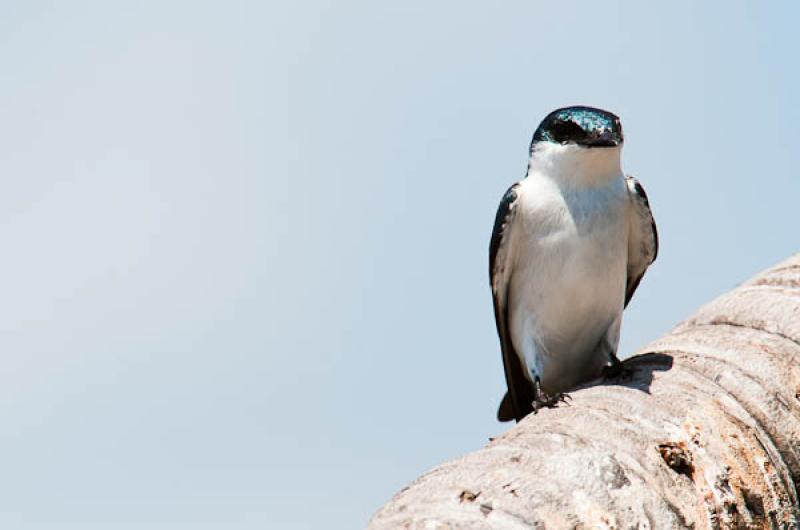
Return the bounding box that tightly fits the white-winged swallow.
[490,106,658,422]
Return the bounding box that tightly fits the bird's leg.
[603,353,633,381]
[532,376,571,413]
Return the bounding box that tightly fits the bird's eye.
[548,120,585,143]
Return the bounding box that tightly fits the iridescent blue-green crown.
[532,106,623,148]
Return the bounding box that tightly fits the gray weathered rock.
[370,254,800,529]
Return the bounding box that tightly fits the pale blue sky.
[0,1,797,528]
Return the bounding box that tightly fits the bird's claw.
[532,392,571,413]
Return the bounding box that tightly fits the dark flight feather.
[624,176,659,307]
[490,182,535,422]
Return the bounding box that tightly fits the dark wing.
[624,176,659,307]
[490,182,535,422]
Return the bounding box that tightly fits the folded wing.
[490,182,535,422]
[624,176,659,307]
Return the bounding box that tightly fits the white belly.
[508,175,628,393]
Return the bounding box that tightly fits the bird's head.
[528,106,624,185]
[532,106,623,149]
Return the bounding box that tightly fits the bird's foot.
[603,361,633,382]
[532,392,571,413]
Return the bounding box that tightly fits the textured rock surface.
[370,255,800,529]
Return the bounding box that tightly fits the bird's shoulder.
[625,175,652,207]
[489,181,522,289]
[625,175,658,255]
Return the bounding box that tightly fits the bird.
[489,106,658,422]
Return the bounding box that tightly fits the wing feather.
[624,176,658,307]
[490,182,534,422]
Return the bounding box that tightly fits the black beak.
[583,129,620,148]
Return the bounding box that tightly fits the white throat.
[527,142,623,188]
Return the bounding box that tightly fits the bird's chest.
[511,181,628,324]
[518,182,626,266]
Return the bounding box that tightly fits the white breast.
[507,163,629,393]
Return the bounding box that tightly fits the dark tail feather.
[497,392,516,422]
